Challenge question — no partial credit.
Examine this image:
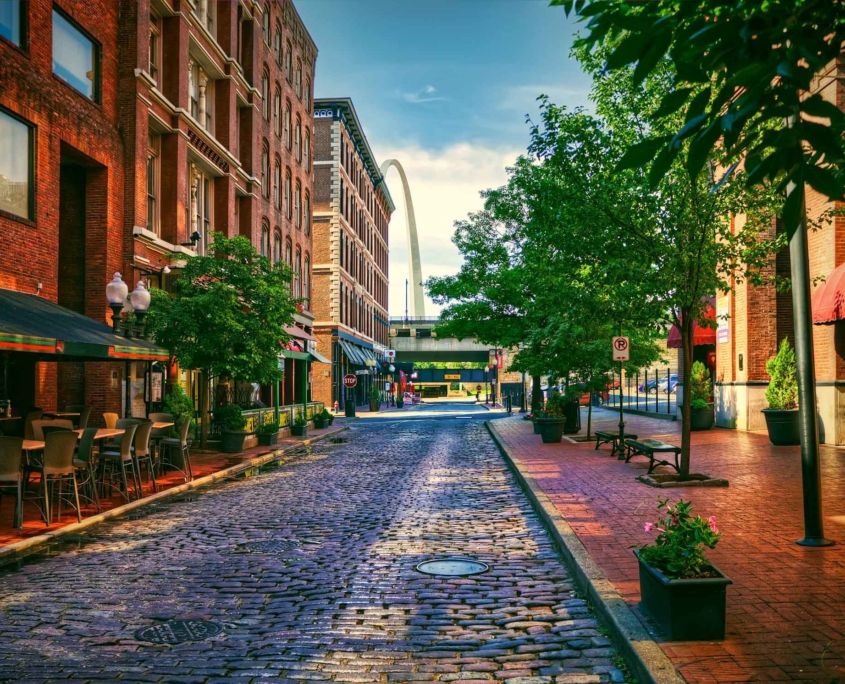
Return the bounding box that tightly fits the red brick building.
[311,98,394,408]
[0,0,317,422]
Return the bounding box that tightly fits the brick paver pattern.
[0,419,626,684]
[494,409,845,683]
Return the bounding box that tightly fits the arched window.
[304,78,311,112]
[261,220,270,257]
[294,249,302,298]
[284,169,292,219]
[261,141,269,198]
[285,41,293,82]
[284,101,292,149]
[261,7,269,44]
[303,128,311,171]
[294,116,301,162]
[273,157,281,210]
[273,85,281,137]
[273,229,282,263]
[261,67,269,120]
[274,23,282,65]
[303,254,310,305]
[304,191,311,236]
[285,239,293,284]
[295,59,302,98]
[294,180,302,228]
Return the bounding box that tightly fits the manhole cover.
[135,619,223,644]
[237,540,300,554]
[330,438,348,444]
[416,558,489,577]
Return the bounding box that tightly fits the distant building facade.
[311,98,394,408]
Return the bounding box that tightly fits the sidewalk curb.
[486,420,685,684]
[0,426,349,564]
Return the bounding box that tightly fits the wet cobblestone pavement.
[0,419,627,683]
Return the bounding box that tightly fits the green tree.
[146,232,298,445]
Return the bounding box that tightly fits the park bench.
[594,430,638,458]
[624,438,681,474]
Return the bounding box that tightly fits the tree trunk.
[587,392,593,439]
[531,375,543,414]
[680,311,694,477]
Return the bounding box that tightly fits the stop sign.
[343,374,357,388]
[476,385,482,391]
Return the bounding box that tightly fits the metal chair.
[103,412,118,430]
[66,405,91,430]
[98,424,140,502]
[159,419,193,482]
[73,427,100,511]
[41,431,81,525]
[111,418,142,448]
[31,419,74,442]
[0,437,24,529]
[23,409,43,440]
[133,421,157,494]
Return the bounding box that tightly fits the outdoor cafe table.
[21,428,125,452]
[42,411,81,419]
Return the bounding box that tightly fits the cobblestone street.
[0,414,626,683]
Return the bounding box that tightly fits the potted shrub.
[689,361,714,431]
[313,408,332,429]
[291,411,308,437]
[257,420,280,446]
[761,338,800,446]
[635,498,732,641]
[368,385,381,412]
[163,384,195,438]
[217,405,248,453]
[535,392,567,443]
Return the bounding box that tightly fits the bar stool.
[98,424,140,502]
[0,436,24,529]
[41,431,82,525]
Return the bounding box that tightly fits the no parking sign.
[612,336,630,362]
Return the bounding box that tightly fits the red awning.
[667,307,717,348]
[812,262,845,325]
[283,325,315,342]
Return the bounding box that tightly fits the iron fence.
[603,368,678,415]
[206,402,324,439]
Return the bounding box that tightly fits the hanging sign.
[612,336,630,362]
[444,374,461,380]
[151,372,163,402]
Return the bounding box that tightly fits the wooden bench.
[594,430,638,458]
[624,438,681,474]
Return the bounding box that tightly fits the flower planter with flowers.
[535,391,567,443]
[636,498,732,641]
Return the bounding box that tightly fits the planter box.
[291,425,308,437]
[533,421,541,435]
[690,406,714,431]
[369,401,379,413]
[257,431,279,446]
[536,417,566,443]
[221,430,248,454]
[762,408,800,446]
[313,418,329,429]
[634,549,732,641]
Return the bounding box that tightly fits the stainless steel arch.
[380,159,425,318]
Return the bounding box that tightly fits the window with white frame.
[261,220,270,257]
[285,40,292,82]
[189,60,213,132]
[274,23,281,65]
[149,12,161,84]
[303,191,310,236]
[261,5,269,45]
[261,67,269,120]
[284,102,291,149]
[304,78,311,112]
[273,85,281,137]
[274,230,281,263]
[261,141,269,198]
[295,59,302,98]
[189,164,213,255]
[303,254,310,304]
[303,129,310,171]
[284,169,292,219]
[294,249,301,298]
[273,158,281,210]
[294,117,301,162]
[147,133,160,235]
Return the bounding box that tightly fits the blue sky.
[296,0,591,315]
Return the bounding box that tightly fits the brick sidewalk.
[492,409,845,683]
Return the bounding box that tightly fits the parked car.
[658,374,679,394]
[638,378,661,394]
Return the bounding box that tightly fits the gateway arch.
[380,159,426,319]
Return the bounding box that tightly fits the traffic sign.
[612,336,630,362]
[342,374,357,388]
[476,384,482,391]
[386,349,396,359]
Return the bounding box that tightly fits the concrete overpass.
[389,317,490,363]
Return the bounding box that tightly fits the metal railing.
[208,401,324,439]
[604,368,677,415]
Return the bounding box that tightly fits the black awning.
[0,288,170,361]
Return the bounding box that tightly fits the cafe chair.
[98,424,140,502]
[103,413,118,430]
[73,427,100,512]
[31,420,74,441]
[41,431,82,525]
[23,410,43,440]
[133,421,157,494]
[159,419,193,482]
[110,418,142,449]
[65,405,91,430]
[0,436,24,529]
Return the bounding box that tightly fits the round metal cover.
[416,558,489,577]
[135,619,223,644]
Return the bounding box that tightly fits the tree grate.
[134,619,223,645]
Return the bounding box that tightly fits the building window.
[304,78,311,112]
[295,59,302,98]
[189,60,213,132]
[294,249,301,298]
[304,129,310,171]
[274,230,281,263]
[261,221,270,257]
[294,117,301,162]
[147,133,160,235]
[261,141,269,198]
[189,165,213,255]
[295,181,302,228]
[273,23,281,65]
[0,0,24,47]
[273,158,281,210]
[284,169,292,219]
[52,8,99,102]
[285,239,292,276]
[261,5,269,45]
[285,40,292,82]
[149,13,161,83]
[273,85,281,137]
[261,67,269,120]
[303,192,310,236]
[303,254,310,305]
[284,102,291,149]
[0,108,33,221]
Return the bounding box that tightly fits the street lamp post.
[106,273,150,338]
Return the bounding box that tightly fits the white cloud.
[373,142,523,317]
[497,83,590,112]
[401,85,446,104]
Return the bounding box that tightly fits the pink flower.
[709,521,718,533]
[644,522,653,532]
[709,516,717,523]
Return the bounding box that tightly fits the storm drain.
[135,619,223,644]
[416,558,489,577]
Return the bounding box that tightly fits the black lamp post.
[106,273,151,339]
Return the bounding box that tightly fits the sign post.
[612,334,630,449]
[343,374,357,418]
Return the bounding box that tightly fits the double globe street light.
[106,272,151,338]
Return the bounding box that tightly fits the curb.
[486,419,685,684]
[0,426,349,564]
